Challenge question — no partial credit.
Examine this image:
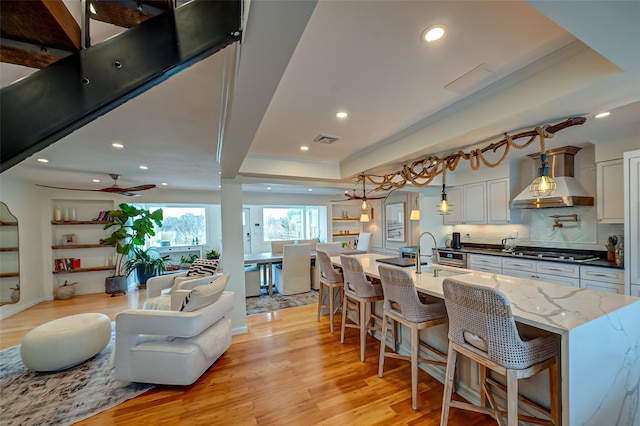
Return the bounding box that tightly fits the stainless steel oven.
[437,249,467,268]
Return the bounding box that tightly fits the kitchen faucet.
[416,231,439,274]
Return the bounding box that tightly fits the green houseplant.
[124,246,170,286]
[101,203,163,295]
[205,249,220,259]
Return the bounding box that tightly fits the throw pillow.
[179,273,230,312]
[186,258,220,277]
[168,275,193,294]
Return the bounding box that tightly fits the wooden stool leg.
[340,293,348,344]
[549,356,561,425]
[378,312,388,377]
[507,369,518,426]
[317,281,324,322]
[480,365,488,408]
[411,323,419,410]
[440,341,457,426]
[328,284,335,334]
[359,300,368,362]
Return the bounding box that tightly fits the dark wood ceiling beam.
[89,0,172,28]
[0,0,80,51]
[1,0,241,172]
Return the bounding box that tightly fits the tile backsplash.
[453,206,623,252]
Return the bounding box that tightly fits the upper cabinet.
[596,159,624,223]
[444,178,510,225]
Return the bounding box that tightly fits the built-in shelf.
[0,247,18,252]
[332,232,360,237]
[51,220,111,225]
[332,217,360,221]
[51,244,114,250]
[0,272,20,278]
[52,266,115,274]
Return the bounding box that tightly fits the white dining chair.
[356,232,371,252]
[274,244,312,295]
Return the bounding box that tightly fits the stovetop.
[507,250,600,263]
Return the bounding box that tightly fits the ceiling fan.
[36,174,156,197]
[331,175,392,204]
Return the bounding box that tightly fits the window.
[146,206,207,246]
[262,206,324,241]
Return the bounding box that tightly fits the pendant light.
[358,175,370,222]
[529,129,556,197]
[437,164,452,215]
[410,196,420,221]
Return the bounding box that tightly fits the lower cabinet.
[580,265,624,294]
[468,254,502,274]
[502,258,580,287]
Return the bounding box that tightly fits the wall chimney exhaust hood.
[511,146,594,209]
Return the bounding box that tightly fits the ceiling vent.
[313,134,340,144]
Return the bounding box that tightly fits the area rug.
[0,324,153,426]
[246,290,318,315]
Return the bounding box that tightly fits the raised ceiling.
[1,0,639,196]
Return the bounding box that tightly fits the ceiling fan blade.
[124,184,156,191]
[36,184,103,192]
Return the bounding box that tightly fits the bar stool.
[340,255,392,362]
[440,278,560,426]
[377,265,448,411]
[316,250,344,333]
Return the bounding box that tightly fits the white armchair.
[115,289,234,385]
[145,272,221,310]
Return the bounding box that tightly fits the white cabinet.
[463,182,487,224]
[596,159,624,223]
[443,186,464,225]
[468,254,502,274]
[445,178,510,225]
[624,150,640,296]
[501,258,579,287]
[487,178,510,224]
[580,265,624,294]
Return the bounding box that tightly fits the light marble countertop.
[332,253,640,334]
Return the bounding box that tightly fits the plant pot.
[105,276,127,296]
[135,265,157,285]
[55,283,76,300]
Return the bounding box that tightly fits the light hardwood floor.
[0,291,495,425]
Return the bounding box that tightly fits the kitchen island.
[332,253,640,425]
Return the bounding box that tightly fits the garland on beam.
[360,117,586,192]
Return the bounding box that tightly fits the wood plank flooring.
[0,291,495,425]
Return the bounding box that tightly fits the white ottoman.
[21,313,111,371]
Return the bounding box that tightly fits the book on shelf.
[95,210,115,222]
[54,258,81,271]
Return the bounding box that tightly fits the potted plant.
[101,203,163,295]
[205,249,220,259]
[124,246,170,287]
[180,253,198,269]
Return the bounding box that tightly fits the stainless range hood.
[511,146,594,209]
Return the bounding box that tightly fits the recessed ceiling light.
[139,165,148,170]
[266,187,272,190]
[111,142,124,149]
[300,146,309,151]
[161,182,168,186]
[336,111,348,119]
[421,24,447,43]
[92,179,101,183]
[594,111,611,118]
[308,188,313,192]
[36,158,49,163]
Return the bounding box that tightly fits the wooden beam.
[0,0,80,52]
[89,0,172,28]
[1,0,241,172]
